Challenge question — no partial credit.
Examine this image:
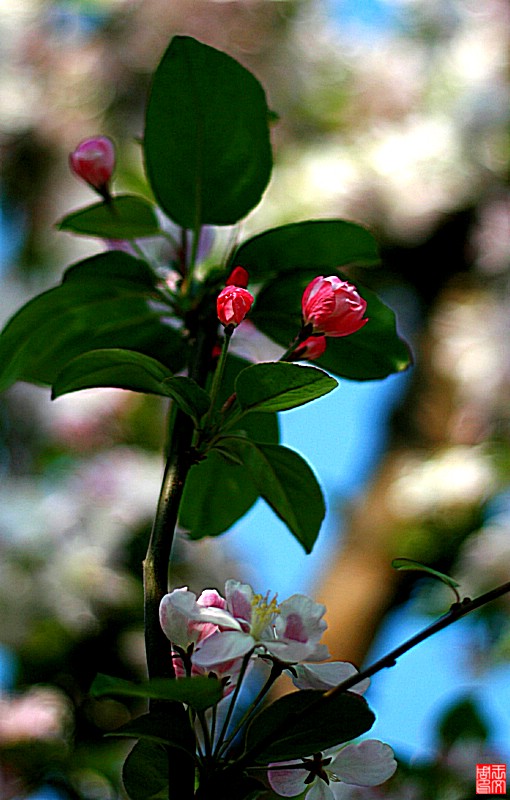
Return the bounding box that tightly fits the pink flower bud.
[217,285,254,328]
[69,136,115,195]
[301,275,368,337]
[226,266,250,288]
[289,335,327,362]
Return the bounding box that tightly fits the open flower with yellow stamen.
[161,580,329,671]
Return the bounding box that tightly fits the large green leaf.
[251,270,411,380]
[244,689,375,763]
[218,438,325,553]
[178,355,279,538]
[144,36,272,228]
[91,673,223,711]
[235,362,337,414]
[57,195,160,238]
[52,349,210,424]
[232,220,380,280]
[0,252,186,391]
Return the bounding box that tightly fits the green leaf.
[232,220,380,280]
[178,355,279,539]
[244,690,375,763]
[235,362,337,414]
[107,711,195,755]
[0,252,186,391]
[90,673,223,711]
[251,270,412,380]
[123,741,169,800]
[218,438,325,553]
[437,696,489,747]
[144,36,272,227]
[392,558,461,600]
[57,195,160,238]
[122,740,197,800]
[52,349,210,423]
[180,450,259,539]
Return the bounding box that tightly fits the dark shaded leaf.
[58,195,160,238]
[179,355,279,538]
[244,690,375,763]
[52,349,210,424]
[122,741,195,800]
[0,252,186,391]
[123,741,168,800]
[144,36,272,227]
[232,220,380,280]
[108,711,195,755]
[219,438,325,553]
[90,673,223,711]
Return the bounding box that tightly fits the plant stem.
[216,661,284,759]
[143,305,219,682]
[324,580,510,699]
[143,411,194,681]
[203,327,232,426]
[142,305,219,800]
[213,651,253,757]
[237,580,510,768]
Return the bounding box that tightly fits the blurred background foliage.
[0,0,509,797]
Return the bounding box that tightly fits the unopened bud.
[69,136,115,198]
[289,335,327,362]
[225,266,249,288]
[302,275,368,338]
[217,285,254,328]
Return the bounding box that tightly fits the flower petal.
[291,662,370,694]
[274,594,328,660]
[225,580,254,624]
[268,762,307,797]
[331,740,397,786]
[192,630,255,668]
[308,782,336,800]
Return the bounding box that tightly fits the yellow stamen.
[250,591,280,639]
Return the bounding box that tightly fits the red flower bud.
[225,266,249,288]
[301,275,368,337]
[290,335,327,362]
[69,136,115,195]
[217,285,254,328]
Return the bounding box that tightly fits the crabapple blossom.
[268,740,397,799]
[191,579,329,667]
[69,136,115,198]
[159,586,236,650]
[217,285,254,328]
[302,276,368,338]
[160,587,247,694]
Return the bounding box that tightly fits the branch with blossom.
[1,32,507,800]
